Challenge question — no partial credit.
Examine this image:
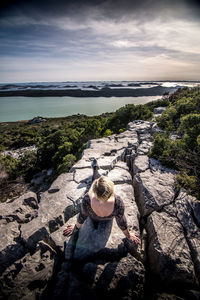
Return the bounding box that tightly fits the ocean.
[0,95,161,122]
[0,81,199,122]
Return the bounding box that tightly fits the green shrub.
[176,171,200,199]
[179,113,200,138]
[0,155,19,179]
[150,87,200,200]
[103,129,113,137]
[52,142,73,167]
[107,104,153,132]
[56,154,76,175]
[17,151,38,181]
[156,106,177,132]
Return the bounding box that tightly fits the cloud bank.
[0,0,200,82]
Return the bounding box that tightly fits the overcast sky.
[0,0,200,83]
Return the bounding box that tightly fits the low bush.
[150,87,200,199]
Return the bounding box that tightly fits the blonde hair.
[91,176,114,202]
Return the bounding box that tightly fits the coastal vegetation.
[150,87,200,199]
[0,102,159,201]
[0,88,199,201]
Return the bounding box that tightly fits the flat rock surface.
[107,163,132,185]
[133,155,149,174]
[146,211,196,285]
[175,190,200,284]
[134,168,176,216]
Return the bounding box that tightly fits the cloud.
[1,0,200,21]
[0,0,200,82]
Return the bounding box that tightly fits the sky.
[0,0,200,83]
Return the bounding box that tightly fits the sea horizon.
[0,80,199,122]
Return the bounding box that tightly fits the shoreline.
[0,86,177,97]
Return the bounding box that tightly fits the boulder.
[0,220,25,276]
[136,140,153,155]
[27,117,46,124]
[193,201,200,228]
[0,191,38,223]
[133,155,149,174]
[0,242,57,300]
[47,172,74,192]
[154,107,167,115]
[79,254,145,299]
[127,120,152,134]
[107,162,132,185]
[20,179,86,249]
[133,168,176,216]
[175,190,200,284]
[146,210,197,285]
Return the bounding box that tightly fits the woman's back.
[89,191,115,217]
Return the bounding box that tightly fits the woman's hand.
[128,231,140,245]
[63,224,75,237]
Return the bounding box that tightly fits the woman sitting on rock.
[63,159,139,261]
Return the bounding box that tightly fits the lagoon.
[0,95,161,122]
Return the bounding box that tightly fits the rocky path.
[0,120,200,300]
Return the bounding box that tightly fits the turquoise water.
[0,96,161,122]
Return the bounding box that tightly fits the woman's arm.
[63,221,82,236]
[115,196,140,244]
[122,228,140,244]
[63,194,89,236]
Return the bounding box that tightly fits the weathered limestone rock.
[96,155,119,170]
[50,215,78,252]
[133,155,149,174]
[154,293,185,300]
[107,162,132,185]
[127,120,152,134]
[154,107,167,115]
[134,168,176,216]
[138,133,153,143]
[48,172,74,192]
[0,191,38,223]
[73,167,93,184]
[146,211,197,285]
[79,254,145,299]
[192,201,200,228]
[0,242,56,300]
[175,190,200,284]
[137,140,153,155]
[83,137,125,158]
[1,119,200,299]
[1,146,37,159]
[20,180,86,249]
[0,220,25,276]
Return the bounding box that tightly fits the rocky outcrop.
[27,117,46,124]
[1,146,37,159]
[0,120,200,299]
[154,106,167,116]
